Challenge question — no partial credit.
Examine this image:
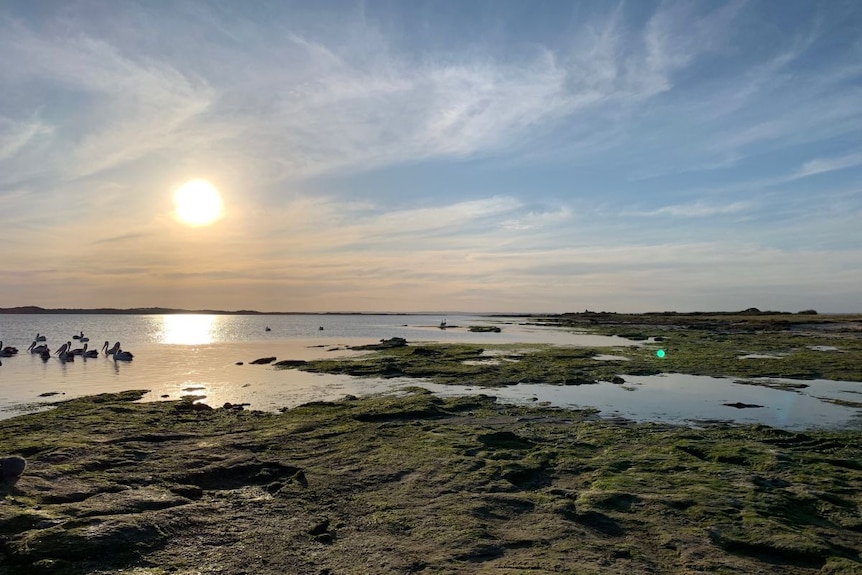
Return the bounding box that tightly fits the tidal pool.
[398,373,862,430]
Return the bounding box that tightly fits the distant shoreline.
[0,306,503,316]
[0,306,857,316]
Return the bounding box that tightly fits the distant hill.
[0,306,270,315]
[0,306,440,316]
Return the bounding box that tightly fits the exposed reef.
[1,390,860,574]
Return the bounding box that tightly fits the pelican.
[34,333,47,342]
[56,343,75,361]
[69,341,85,356]
[105,341,133,361]
[114,349,134,361]
[82,343,98,358]
[73,331,89,343]
[0,342,18,357]
[27,341,50,354]
[439,319,447,329]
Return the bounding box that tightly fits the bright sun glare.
[173,179,224,226]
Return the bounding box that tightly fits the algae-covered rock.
[1,455,26,482]
[0,388,860,575]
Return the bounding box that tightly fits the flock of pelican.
[0,331,134,365]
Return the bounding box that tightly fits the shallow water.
[1,314,860,429]
[415,374,862,430]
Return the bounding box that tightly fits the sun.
[173,179,224,226]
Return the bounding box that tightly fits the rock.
[723,402,763,409]
[468,325,502,333]
[1,455,26,482]
[350,337,408,351]
[250,357,277,364]
[308,518,330,536]
[273,359,307,368]
[235,361,244,365]
[610,376,626,384]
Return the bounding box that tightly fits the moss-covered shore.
[1,389,861,574]
[291,311,862,385]
[3,312,861,574]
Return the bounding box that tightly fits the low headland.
[1,311,860,574]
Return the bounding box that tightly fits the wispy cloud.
[794,151,862,179]
[636,200,752,218]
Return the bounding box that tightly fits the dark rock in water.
[250,357,276,364]
[273,359,307,368]
[723,402,763,409]
[610,376,626,384]
[1,455,26,482]
[38,391,63,397]
[468,325,502,333]
[235,361,244,365]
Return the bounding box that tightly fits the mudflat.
[1,388,860,574]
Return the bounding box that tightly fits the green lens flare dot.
[656,349,666,358]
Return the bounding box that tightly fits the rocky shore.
[1,389,860,574]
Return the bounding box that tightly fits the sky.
[1,0,861,313]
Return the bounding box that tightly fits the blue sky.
[1,0,861,312]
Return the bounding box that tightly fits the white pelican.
[34,333,47,342]
[55,343,75,361]
[27,341,50,354]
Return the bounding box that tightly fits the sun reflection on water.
[160,315,217,345]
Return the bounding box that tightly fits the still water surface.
[1,314,860,429]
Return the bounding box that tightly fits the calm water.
[1,314,860,429]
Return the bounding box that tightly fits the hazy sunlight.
[173,180,224,226]
[160,314,216,345]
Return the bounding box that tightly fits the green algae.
[289,313,862,386]
[1,390,860,574]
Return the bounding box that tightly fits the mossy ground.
[293,313,862,385]
[1,389,861,574]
